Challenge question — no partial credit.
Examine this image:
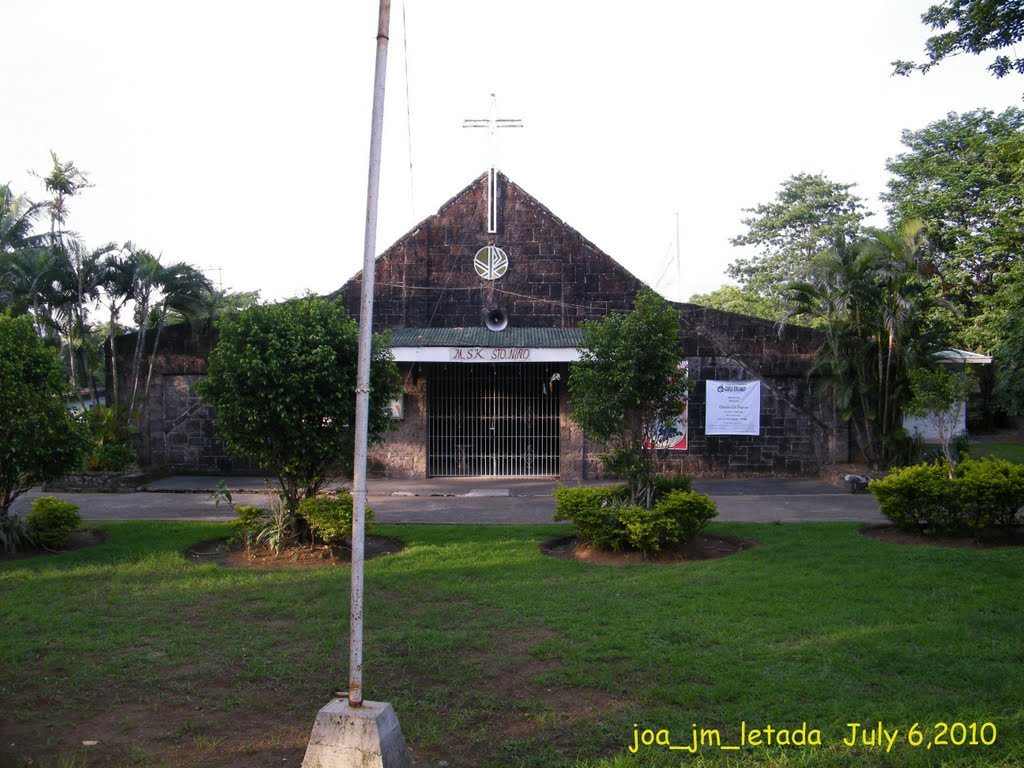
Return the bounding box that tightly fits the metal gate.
[427,363,560,477]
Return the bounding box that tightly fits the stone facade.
[117,171,848,478]
[329,172,643,330]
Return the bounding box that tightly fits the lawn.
[973,442,1024,465]
[1,521,1022,768]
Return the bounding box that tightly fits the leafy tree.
[905,366,975,475]
[196,296,402,512]
[893,0,1024,78]
[884,108,1024,309]
[989,260,1024,415]
[688,285,786,322]
[729,173,869,301]
[784,226,949,467]
[568,287,690,508]
[0,313,89,519]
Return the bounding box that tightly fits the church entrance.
[427,363,560,477]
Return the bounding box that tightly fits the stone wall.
[112,324,261,475]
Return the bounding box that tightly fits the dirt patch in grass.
[0,528,106,561]
[540,532,755,564]
[861,523,1024,549]
[184,535,404,569]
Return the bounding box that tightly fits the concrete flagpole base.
[301,699,412,768]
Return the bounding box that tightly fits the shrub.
[956,458,1024,532]
[652,474,694,499]
[553,485,629,550]
[82,405,136,472]
[869,458,1024,535]
[553,484,717,554]
[0,513,30,554]
[869,463,957,533]
[654,489,718,543]
[26,496,82,550]
[298,491,375,544]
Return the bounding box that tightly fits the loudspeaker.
[485,308,508,332]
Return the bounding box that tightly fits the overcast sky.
[2,0,1021,304]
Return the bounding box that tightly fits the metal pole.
[350,0,391,709]
[675,212,681,302]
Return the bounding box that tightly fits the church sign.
[390,345,581,363]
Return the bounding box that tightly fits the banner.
[705,380,761,436]
[646,362,688,450]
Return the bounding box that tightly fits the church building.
[124,171,847,479]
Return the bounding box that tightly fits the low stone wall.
[43,469,167,493]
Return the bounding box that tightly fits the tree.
[905,366,975,476]
[688,285,786,322]
[884,108,1024,308]
[989,261,1024,415]
[784,227,949,467]
[568,287,690,508]
[893,0,1024,78]
[196,296,402,512]
[729,173,869,301]
[0,313,89,520]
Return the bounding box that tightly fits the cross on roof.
[463,94,524,233]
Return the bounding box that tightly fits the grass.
[1,521,1023,767]
[973,442,1024,464]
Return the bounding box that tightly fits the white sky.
[2,0,1021,304]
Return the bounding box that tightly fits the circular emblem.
[474,246,509,280]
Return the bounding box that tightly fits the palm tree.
[784,225,950,467]
[98,248,139,411]
[141,262,213,407]
[0,184,51,320]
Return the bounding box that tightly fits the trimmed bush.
[26,496,82,550]
[553,486,629,550]
[553,484,717,554]
[869,458,1024,535]
[298,491,375,544]
[652,474,694,498]
[655,489,718,543]
[868,463,958,533]
[956,458,1024,532]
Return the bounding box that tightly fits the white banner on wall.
[705,380,761,436]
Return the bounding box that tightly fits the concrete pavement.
[10,475,885,525]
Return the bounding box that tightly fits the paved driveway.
[10,476,885,525]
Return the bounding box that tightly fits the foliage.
[990,261,1024,415]
[884,108,1024,311]
[197,296,402,512]
[784,224,949,467]
[553,483,716,554]
[569,288,690,507]
[0,512,31,554]
[26,496,82,550]
[869,458,1024,535]
[553,485,629,549]
[0,313,90,516]
[651,473,693,497]
[82,404,137,471]
[905,366,975,474]
[728,173,869,301]
[298,491,374,543]
[687,285,786,322]
[231,504,268,555]
[893,0,1024,78]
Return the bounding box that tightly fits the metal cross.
[463,93,523,233]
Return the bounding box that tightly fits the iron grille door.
[427,363,560,477]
